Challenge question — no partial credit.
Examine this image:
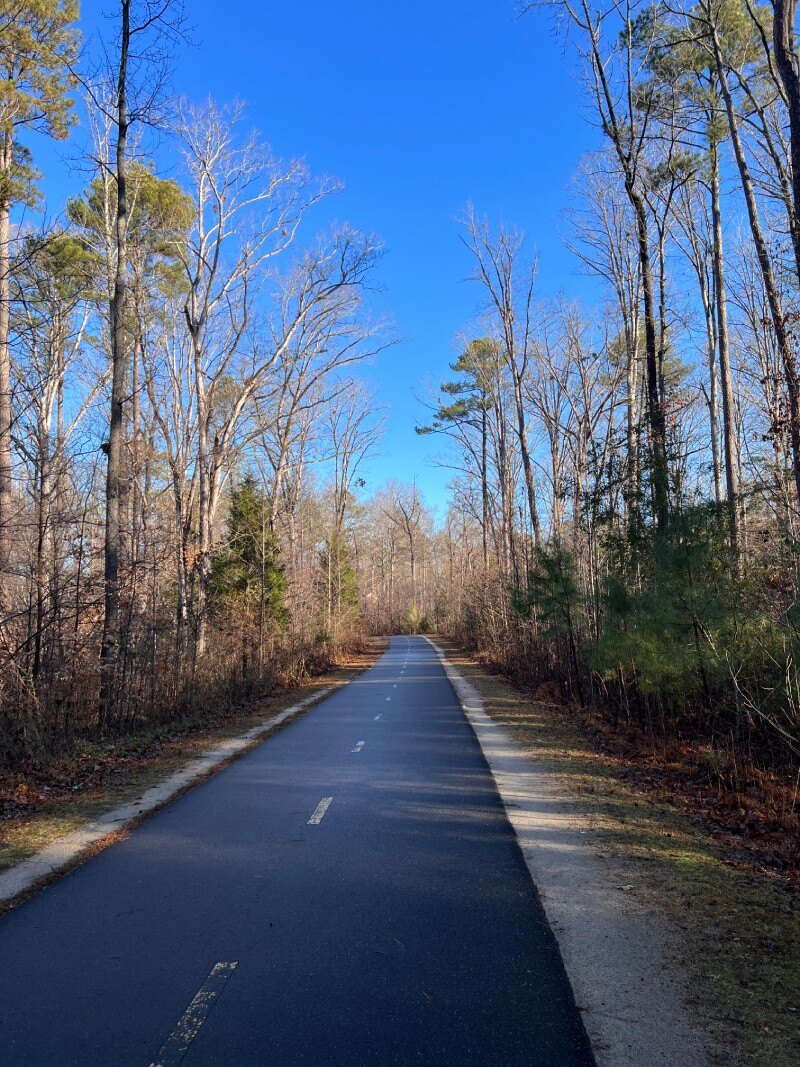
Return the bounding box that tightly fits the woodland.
[1,0,800,848]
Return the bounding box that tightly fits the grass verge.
[438,639,800,1067]
[0,639,386,878]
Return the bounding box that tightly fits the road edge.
[426,636,713,1067]
[0,685,336,912]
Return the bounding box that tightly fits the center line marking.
[149,961,237,1067]
[308,797,333,824]
[352,741,365,752]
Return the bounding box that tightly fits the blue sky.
[36,0,602,515]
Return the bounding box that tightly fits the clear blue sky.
[37,0,602,515]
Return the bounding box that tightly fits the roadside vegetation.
[440,641,800,1067]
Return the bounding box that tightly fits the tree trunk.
[33,445,47,683]
[712,28,800,504]
[710,140,739,549]
[625,317,641,534]
[0,178,12,604]
[173,485,189,676]
[481,404,489,570]
[511,372,543,547]
[194,381,211,661]
[699,287,723,504]
[772,0,800,286]
[631,187,669,530]
[100,0,131,722]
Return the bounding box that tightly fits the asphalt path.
[0,636,595,1066]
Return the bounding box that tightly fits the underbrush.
[441,639,800,1067]
[465,638,800,879]
[0,638,384,875]
[0,629,372,771]
[460,510,800,796]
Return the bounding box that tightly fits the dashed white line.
[352,741,365,753]
[308,797,333,824]
[374,714,382,720]
[149,962,237,1066]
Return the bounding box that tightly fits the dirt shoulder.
[0,639,386,883]
[437,640,800,1067]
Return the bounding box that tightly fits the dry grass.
[439,640,800,1067]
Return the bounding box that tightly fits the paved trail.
[0,637,595,1066]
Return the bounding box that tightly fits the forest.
[1,0,800,836]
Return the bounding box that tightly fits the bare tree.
[462,208,544,547]
[567,156,644,530]
[530,0,670,528]
[175,97,327,656]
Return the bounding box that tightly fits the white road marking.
[385,696,391,701]
[374,714,382,720]
[393,684,397,688]
[308,797,333,824]
[352,740,365,752]
[149,962,237,1066]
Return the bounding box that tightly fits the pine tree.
[209,477,288,639]
[318,534,360,642]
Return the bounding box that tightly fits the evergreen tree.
[67,163,192,296]
[209,477,287,635]
[318,534,360,641]
[516,544,585,705]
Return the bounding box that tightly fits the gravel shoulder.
[432,639,800,1067]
